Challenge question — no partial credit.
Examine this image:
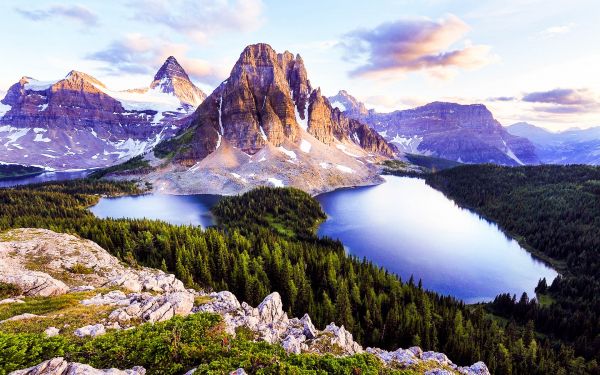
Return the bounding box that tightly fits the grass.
[69,263,94,275]
[0,283,22,300]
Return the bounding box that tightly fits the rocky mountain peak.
[152,56,190,83]
[149,56,206,108]
[329,90,369,117]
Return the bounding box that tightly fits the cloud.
[521,88,600,114]
[341,15,495,79]
[488,96,517,102]
[16,4,98,26]
[522,88,595,106]
[127,0,264,43]
[539,24,574,39]
[87,34,227,84]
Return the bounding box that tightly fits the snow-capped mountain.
[329,91,539,166]
[507,122,600,165]
[134,44,396,195]
[0,57,205,170]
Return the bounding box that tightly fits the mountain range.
[2,42,600,193]
[133,43,397,195]
[0,57,205,170]
[329,90,539,166]
[507,122,600,165]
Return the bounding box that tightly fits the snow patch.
[331,101,346,112]
[259,126,267,141]
[300,139,312,153]
[319,162,329,169]
[378,130,388,138]
[23,78,56,91]
[0,102,12,117]
[267,177,284,187]
[38,104,48,112]
[278,146,297,160]
[336,144,360,157]
[336,164,354,174]
[34,133,51,142]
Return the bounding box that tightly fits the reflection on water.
[316,176,558,303]
[90,194,222,228]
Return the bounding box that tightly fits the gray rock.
[0,297,25,304]
[74,324,106,338]
[8,357,146,375]
[44,327,60,337]
[1,313,46,324]
[458,361,491,375]
[425,370,453,375]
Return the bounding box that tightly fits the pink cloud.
[342,15,495,79]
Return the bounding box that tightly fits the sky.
[1,0,599,130]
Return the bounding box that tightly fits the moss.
[0,282,22,299]
[69,263,94,275]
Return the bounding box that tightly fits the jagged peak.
[152,56,190,83]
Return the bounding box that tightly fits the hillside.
[0,228,488,375]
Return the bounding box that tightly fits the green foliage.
[426,164,600,366]
[0,282,22,299]
[69,263,94,274]
[405,154,462,172]
[153,129,195,159]
[88,156,153,179]
[0,314,417,375]
[0,177,596,374]
[212,187,327,239]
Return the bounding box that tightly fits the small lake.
[316,176,558,303]
[90,194,221,228]
[87,175,557,303]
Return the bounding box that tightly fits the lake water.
[87,175,557,303]
[90,194,222,227]
[316,176,558,303]
[0,170,91,188]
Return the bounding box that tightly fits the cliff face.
[329,92,539,165]
[0,58,205,170]
[172,43,395,164]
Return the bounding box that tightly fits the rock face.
[137,44,395,195]
[0,57,205,170]
[8,357,145,375]
[171,44,393,163]
[329,91,539,166]
[507,122,600,165]
[0,228,188,295]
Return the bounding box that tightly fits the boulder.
[44,327,60,337]
[74,324,106,338]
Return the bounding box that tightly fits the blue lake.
[87,175,557,303]
[316,176,558,303]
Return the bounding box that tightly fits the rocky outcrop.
[3,229,489,374]
[0,228,188,294]
[0,57,205,170]
[330,92,539,166]
[8,357,145,375]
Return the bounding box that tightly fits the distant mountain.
[138,43,396,195]
[329,91,539,166]
[507,122,600,165]
[0,57,205,170]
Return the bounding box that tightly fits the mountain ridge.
[0,58,206,170]
[328,90,539,166]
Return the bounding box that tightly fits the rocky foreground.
[0,228,489,374]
